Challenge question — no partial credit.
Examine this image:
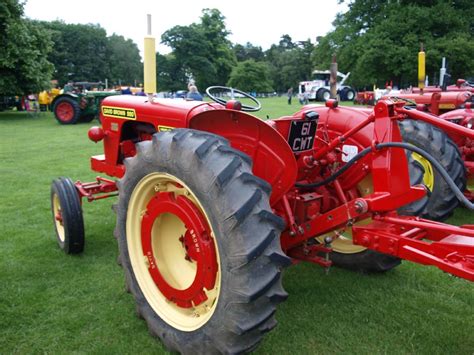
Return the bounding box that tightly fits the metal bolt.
[354,199,368,214]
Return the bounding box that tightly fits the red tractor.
[411,78,474,94]
[51,87,474,354]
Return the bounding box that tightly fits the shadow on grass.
[0,111,35,121]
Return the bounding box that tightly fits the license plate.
[288,120,317,153]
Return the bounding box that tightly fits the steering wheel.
[206,86,261,112]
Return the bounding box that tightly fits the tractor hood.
[100,95,216,124]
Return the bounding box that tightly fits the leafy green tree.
[161,8,236,89]
[227,60,273,92]
[156,53,188,92]
[42,21,109,85]
[314,0,474,88]
[0,0,53,95]
[233,42,265,62]
[162,24,216,89]
[265,35,314,92]
[106,34,142,86]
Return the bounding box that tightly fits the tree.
[233,42,265,62]
[313,0,474,88]
[161,8,236,89]
[227,60,273,92]
[0,0,53,95]
[42,21,109,85]
[156,53,187,92]
[107,34,142,86]
[265,35,315,92]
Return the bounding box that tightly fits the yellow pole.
[330,54,338,99]
[418,43,425,90]
[144,14,156,95]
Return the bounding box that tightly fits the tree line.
[314,0,474,89]
[1,0,473,96]
[0,0,143,96]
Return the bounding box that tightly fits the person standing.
[186,85,203,101]
[287,87,293,105]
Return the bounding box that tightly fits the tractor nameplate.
[288,120,317,153]
[102,106,136,120]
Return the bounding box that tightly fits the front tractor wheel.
[317,175,403,273]
[321,154,429,273]
[116,129,289,354]
[50,177,85,254]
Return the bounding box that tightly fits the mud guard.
[189,110,297,206]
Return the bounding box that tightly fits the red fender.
[189,110,297,206]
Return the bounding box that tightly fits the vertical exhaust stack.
[439,57,446,88]
[418,43,426,92]
[330,54,338,99]
[144,14,156,98]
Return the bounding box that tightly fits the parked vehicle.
[52,82,120,124]
[299,70,356,101]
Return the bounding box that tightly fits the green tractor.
[52,82,120,124]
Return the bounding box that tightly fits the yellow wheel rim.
[126,173,221,331]
[52,194,65,242]
[412,152,435,191]
[316,175,373,254]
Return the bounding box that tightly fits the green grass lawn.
[1,98,473,354]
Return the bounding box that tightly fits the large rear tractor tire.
[53,96,81,124]
[116,129,290,354]
[399,119,466,221]
[51,177,85,254]
[317,88,331,102]
[340,87,356,101]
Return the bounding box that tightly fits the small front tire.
[51,177,85,254]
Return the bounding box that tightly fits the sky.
[24,0,348,57]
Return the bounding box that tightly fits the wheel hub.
[412,152,435,191]
[56,102,73,121]
[141,191,218,309]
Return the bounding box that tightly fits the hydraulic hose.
[295,142,474,211]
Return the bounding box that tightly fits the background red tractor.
[51,87,474,354]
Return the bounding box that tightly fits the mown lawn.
[0,98,473,354]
